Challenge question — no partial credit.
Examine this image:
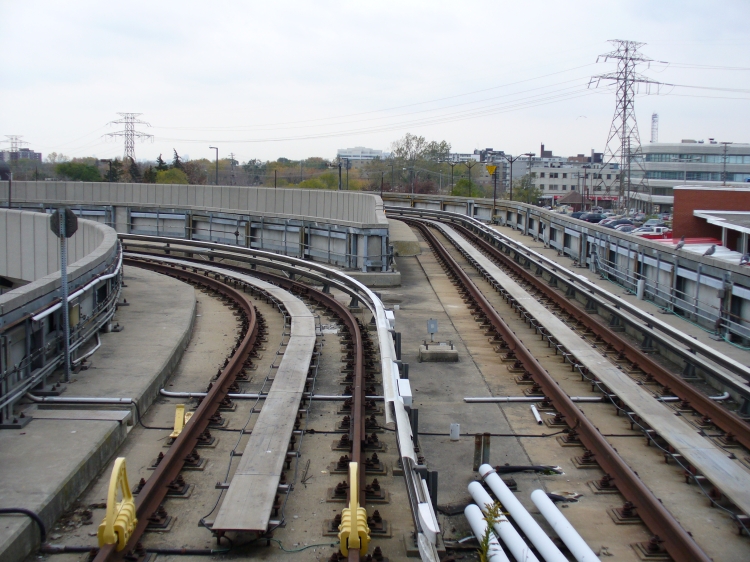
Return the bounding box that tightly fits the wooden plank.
[438,222,750,515]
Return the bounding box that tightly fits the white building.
[336,146,383,161]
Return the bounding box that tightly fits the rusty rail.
[449,221,750,452]
[94,255,369,562]
[93,258,260,562]
[407,218,712,562]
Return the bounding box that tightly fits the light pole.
[581,164,590,211]
[499,152,534,201]
[445,161,459,196]
[486,164,499,221]
[209,146,218,185]
[463,160,477,195]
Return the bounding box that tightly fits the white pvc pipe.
[27,393,134,405]
[468,481,539,562]
[464,504,510,562]
[531,490,599,562]
[479,464,567,562]
[159,389,384,401]
[464,396,606,403]
[530,490,598,562]
[32,251,123,322]
[530,404,543,425]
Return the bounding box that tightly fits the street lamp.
[499,152,534,201]
[327,161,343,190]
[463,160,477,195]
[444,160,459,196]
[209,146,218,185]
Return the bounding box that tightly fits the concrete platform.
[389,219,421,257]
[0,267,195,562]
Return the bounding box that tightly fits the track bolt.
[134,477,146,494]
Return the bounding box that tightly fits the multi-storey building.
[630,140,750,212]
[0,148,42,162]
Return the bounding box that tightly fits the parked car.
[580,212,606,223]
[659,213,672,221]
[632,225,672,239]
[642,219,667,228]
[602,212,616,218]
[615,224,635,233]
[602,218,633,229]
[633,212,646,222]
[570,211,586,219]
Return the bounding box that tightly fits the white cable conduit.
[467,481,539,562]
[465,392,731,403]
[530,404,543,425]
[159,389,384,401]
[31,250,123,323]
[463,504,510,562]
[530,490,598,562]
[479,464,567,562]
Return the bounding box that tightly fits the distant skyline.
[3,1,750,163]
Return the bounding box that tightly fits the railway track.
[84,255,385,562]
[401,216,750,562]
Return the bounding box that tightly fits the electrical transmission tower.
[106,113,153,161]
[3,135,29,153]
[229,152,237,186]
[650,113,659,143]
[590,40,662,213]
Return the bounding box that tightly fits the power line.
[105,113,154,161]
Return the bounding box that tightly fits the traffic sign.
[485,165,497,175]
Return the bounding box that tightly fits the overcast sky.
[3,0,750,163]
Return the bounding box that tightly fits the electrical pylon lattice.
[590,40,662,211]
[106,113,153,161]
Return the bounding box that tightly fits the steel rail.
[93,259,259,562]
[118,235,439,560]
[447,221,750,451]
[387,206,750,387]
[115,255,368,561]
[406,218,712,562]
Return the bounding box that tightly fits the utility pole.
[229,152,237,186]
[106,113,153,161]
[381,172,384,198]
[722,142,733,186]
[590,40,660,214]
[499,153,534,202]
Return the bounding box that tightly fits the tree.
[55,162,101,182]
[106,158,124,182]
[143,166,157,183]
[46,152,69,164]
[183,161,207,185]
[155,154,169,171]
[511,175,542,203]
[128,158,142,182]
[390,133,451,161]
[172,149,184,170]
[156,168,189,184]
[453,178,486,197]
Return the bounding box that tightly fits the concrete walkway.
[0,267,195,562]
[493,223,750,367]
